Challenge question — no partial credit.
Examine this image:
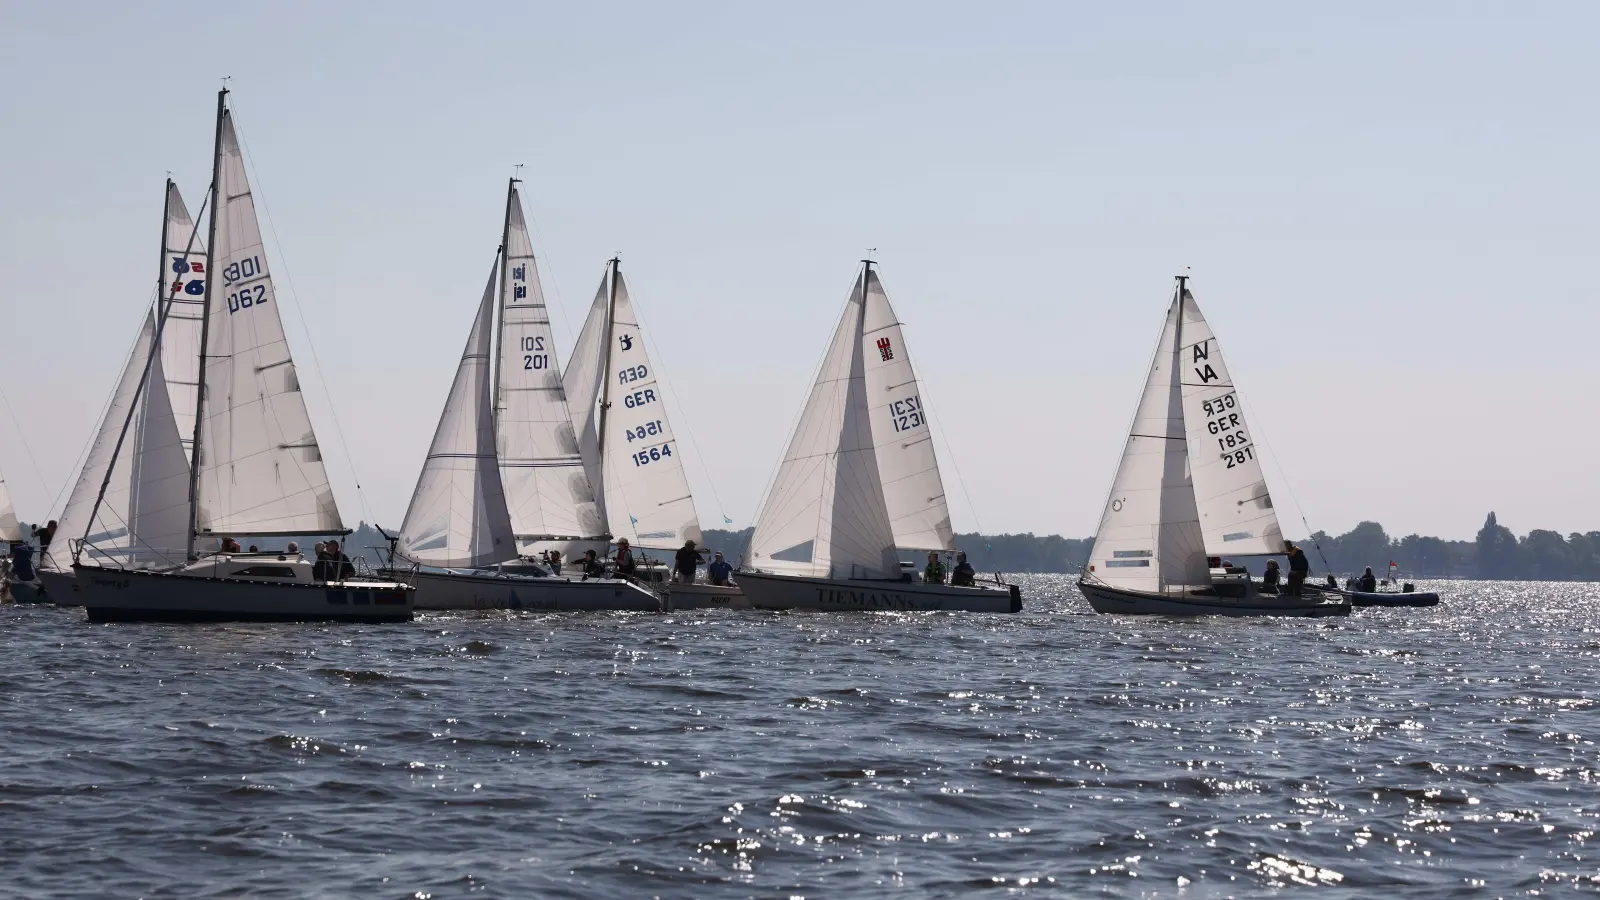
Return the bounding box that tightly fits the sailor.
[706,551,734,586]
[34,520,56,555]
[9,541,35,583]
[580,549,606,578]
[924,551,946,585]
[1358,566,1378,593]
[324,540,355,581]
[547,549,563,576]
[1261,559,1281,593]
[1284,542,1310,596]
[673,540,704,584]
[220,537,242,554]
[313,543,331,580]
[614,539,637,580]
[950,551,976,587]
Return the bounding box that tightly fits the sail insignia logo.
[876,337,893,361]
[620,334,634,351]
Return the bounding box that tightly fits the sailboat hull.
[738,570,1021,613]
[664,582,748,611]
[1078,580,1350,617]
[73,565,415,623]
[406,569,661,612]
[39,569,81,607]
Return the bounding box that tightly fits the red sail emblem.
[876,337,893,361]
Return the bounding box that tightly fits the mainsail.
[1176,291,1284,555]
[860,268,954,551]
[160,181,207,460]
[0,470,21,542]
[1087,284,1210,592]
[398,262,516,567]
[495,184,602,550]
[748,267,899,579]
[194,109,341,536]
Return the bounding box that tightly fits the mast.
[185,87,227,561]
[594,256,620,482]
[490,176,518,433]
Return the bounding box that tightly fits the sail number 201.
[522,335,548,370]
[1201,392,1254,468]
[225,255,267,314]
[890,396,924,432]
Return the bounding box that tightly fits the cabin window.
[232,566,298,578]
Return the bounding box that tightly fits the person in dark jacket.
[706,551,734,586]
[580,549,606,578]
[950,552,976,587]
[1358,566,1378,593]
[673,540,704,584]
[1284,542,1310,596]
[1261,559,1281,593]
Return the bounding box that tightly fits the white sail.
[597,270,702,548]
[0,470,21,542]
[1177,291,1284,556]
[748,270,899,579]
[562,278,609,527]
[54,312,190,569]
[398,262,516,567]
[194,110,342,536]
[495,185,601,550]
[1087,289,1209,592]
[860,268,954,551]
[160,181,207,461]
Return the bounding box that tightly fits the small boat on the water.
[73,88,414,623]
[1078,275,1348,618]
[392,179,658,612]
[738,261,1021,614]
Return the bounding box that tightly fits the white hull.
[1078,580,1349,618]
[664,582,748,611]
[39,569,81,607]
[407,569,661,612]
[737,570,1021,613]
[73,565,415,623]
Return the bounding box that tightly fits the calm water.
[2,577,1597,898]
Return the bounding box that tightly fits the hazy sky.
[2,1,1596,542]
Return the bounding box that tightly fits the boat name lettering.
[623,388,657,409]
[814,587,928,610]
[890,395,924,433]
[618,364,649,385]
[632,443,673,467]
[511,264,527,301]
[223,256,261,284]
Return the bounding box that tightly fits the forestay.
[494,186,602,550]
[56,312,190,568]
[1087,289,1210,592]
[597,270,702,548]
[195,111,342,536]
[399,263,516,567]
[748,270,899,580]
[860,269,953,551]
[1176,290,1284,555]
[160,181,207,460]
[0,470,20,542]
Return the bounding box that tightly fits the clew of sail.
[597,270,702,548]
[495,185,601,551]
[398,262,516,567]
[160,181,208,461]
[1176,290,1284,556]
[1087,287,1209,592]
[194,110,341,536]
[860,268,954,552]
[748,269,899,579]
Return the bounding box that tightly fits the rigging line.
[0,387,49,504]
[628,268,732,527]
[516,186,576,351]
[227,93,374,527]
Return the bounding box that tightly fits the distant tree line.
[706,512,1600,580]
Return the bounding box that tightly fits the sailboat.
[1077,275,1348,617]
[0,467,43,603]
[561,258,744,610]
[738,262,1021,613]
[71,88,414,623]
[394,180,659,612]
[40,179,208,608]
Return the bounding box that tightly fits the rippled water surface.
[4,577,1599,897]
